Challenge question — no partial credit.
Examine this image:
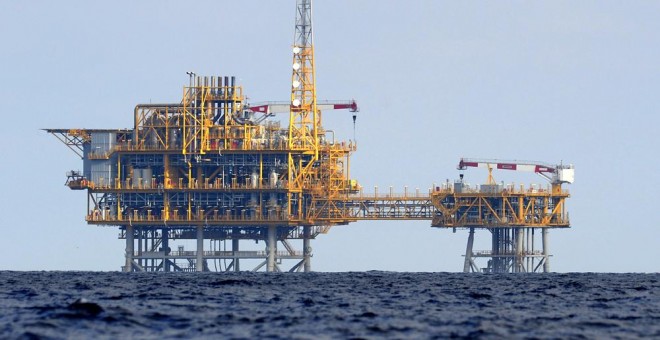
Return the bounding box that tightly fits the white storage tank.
[251,172,259,188]
[142,168,153,188]
[269,170,278,187]
[132,168,142,188]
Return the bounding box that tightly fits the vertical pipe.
[531,228,535,272]
[526,228,530,271]
[220,76,227,126]
[150,229,154,271]
[464,228,475,273]
[542,228,550,272]
[196,226,204,272]
[508,229,513,271]
[505,229,509,272]
[267,226,277,272]
[162,228,170,272]
[233,229,240,272]
[125,225,134,272]
[495,229,502,273]
[227,76,233,124]
[137,227,143,269]
[516,228,524,273]
[500,229,506,273]
[508,229,513,272]
[303,226,311,272]
[495,228,506,273]
[491,229,497,273]
[145,229,150,271]
[501,229,506,273]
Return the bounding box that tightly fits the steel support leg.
[303,226,311,272]
[162,228,170,272]
[492,229,500,273]
[196,226,204,272]
[125,225,134,272]
[516,228,524,273]
[267,226,277,272]
[542,228,550,272]
[233,229,240,272]
[137,227,143,269]
[464,228,475,273]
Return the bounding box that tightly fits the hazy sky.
[1,1,658,272]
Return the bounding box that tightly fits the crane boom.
[458,158,556,173]
[458,158,575,185]
[248,99,358,116]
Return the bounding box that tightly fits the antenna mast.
[288,0,318,154]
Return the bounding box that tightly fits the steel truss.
[462,227,551,273]
[119,226,316,272]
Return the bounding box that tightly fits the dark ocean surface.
[1,272,658,339]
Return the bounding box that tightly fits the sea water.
[1,271,658,339]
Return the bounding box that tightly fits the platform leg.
[542,228,550,272]
[232,229,240,272]
[162,228,170,272]
[267,226,277,272]
[515,228,524,273]
[196,226,204,272]
[125,225,134,272]
[463,228,475,273]
[303,226,311,272]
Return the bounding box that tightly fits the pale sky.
[1,1,658,272]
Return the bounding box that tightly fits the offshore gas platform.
[46,0,574,273]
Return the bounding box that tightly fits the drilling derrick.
[289,0,318,153]
[46,0,575,272]
[287,0,319,266]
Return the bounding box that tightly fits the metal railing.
[432,186,569,196]
[101,139,356,154]
[433,215,570,227]
[134,250,302,257]
[349,187,433,200]
[473,250,545,256]
[87,177,287,191]
[87,211,300,224]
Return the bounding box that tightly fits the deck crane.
[247,100,358,117]
[245,100,358,125]
[458,158,574,191]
